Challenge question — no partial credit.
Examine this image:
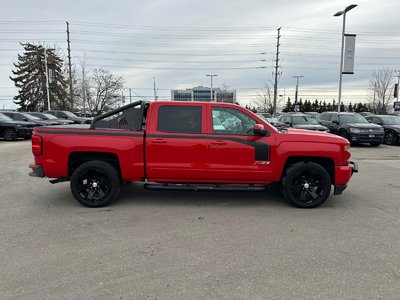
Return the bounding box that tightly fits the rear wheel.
[3,129,17,141]
[384,131,397,145]
[282,162,331,208]
[70,161,120,207]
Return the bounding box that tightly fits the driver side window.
[212,107,256,135]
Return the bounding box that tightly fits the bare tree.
[369,69,395,114]
[86,69,124,115]
[253,82,274,114]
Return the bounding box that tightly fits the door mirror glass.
[332,120,339,124]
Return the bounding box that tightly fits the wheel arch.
[281,156,335,185]
[68,152,122,179]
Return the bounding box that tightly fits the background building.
[171,86,236,103]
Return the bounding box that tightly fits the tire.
[338,130,350,141]
[282,162,331,208]
[370,142,381,147]
[70,161,120,207]
[384,131,397,145]
[3,129,17,141]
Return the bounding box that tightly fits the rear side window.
[158,106,202,134]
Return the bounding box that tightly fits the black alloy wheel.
[283,162,331,208]
[70,161,120,207]
[3,129,17,141]
[384,131,397,145]
[338,130,350,141]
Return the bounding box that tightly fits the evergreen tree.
[326,103,332,111]
[340,103,345,112]
[282,98,292,112]
[10,43,68,111]
[312,99,319,112]
[348,102,353,112]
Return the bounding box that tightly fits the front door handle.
[152,138,167,144]
[211,140,227,145]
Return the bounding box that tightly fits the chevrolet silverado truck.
[29,101,358,208]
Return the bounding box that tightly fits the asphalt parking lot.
[0,141,399,299]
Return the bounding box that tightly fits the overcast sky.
[1,0,400,110]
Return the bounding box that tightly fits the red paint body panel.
[31,101,354,189]
[33,128,144,180]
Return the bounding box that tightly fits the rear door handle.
[211,140,227,145]
[152,138,167,144]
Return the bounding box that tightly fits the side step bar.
[144,183,267,192]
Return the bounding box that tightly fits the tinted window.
[212,107,256,135]
[158,106,202,134]
[319,113,329,121]
[292,116,319,125]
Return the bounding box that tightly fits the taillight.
[32,135,42,156]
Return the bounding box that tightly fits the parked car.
[318,112,384,146]
[278,113,329,132]
[256,112,272,119]
[0,111,59,126]
[45,110,92,124]
[27,112,74,125]
[256,113,285,128]
[0,112,36,141]
[365,115,400,145]
[304,112,320,119]
[360,112,374,117]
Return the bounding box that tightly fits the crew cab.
[29,101,358,208]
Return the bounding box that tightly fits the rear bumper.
[29,164,45,178]
[16,128,33,138]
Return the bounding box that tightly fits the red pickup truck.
[29,101,357,208]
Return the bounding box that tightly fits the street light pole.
[206,74,218,101]
[293,76,304,103]
[334,4,357,113]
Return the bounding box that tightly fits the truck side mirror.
[332,120,339,125]
[253,124,267,136]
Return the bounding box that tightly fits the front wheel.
[282,162,331,208]
[70,161,120,207]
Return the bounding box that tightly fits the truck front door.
[207,106,274,183]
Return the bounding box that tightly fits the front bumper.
[349,133,384,143]
[16,128,33,138]
[334,160,358,195]
[29,164,45,178]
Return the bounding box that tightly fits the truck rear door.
[145,103,208,181]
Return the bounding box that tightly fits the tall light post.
[206,74,218,101]
[293,75,304,103]
[334,4,357,113]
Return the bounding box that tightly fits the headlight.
[349,128,361,133]
[16,124,22,127]
[378,127,384,132]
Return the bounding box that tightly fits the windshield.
[43,113,58,120]
[0,113,13,121]
[64,111,78,118]
[380,116,400,125]
[20,113,40,120]
[292,116,319,125]
[339,114,369,124]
